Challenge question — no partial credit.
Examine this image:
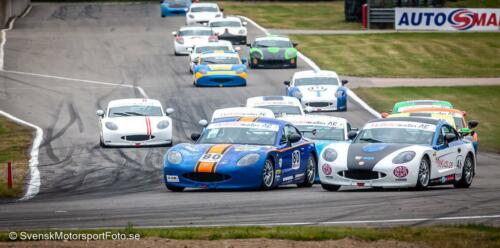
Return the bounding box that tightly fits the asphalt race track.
[0,3,499,229]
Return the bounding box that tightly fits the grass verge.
[0,116,33,198]
[1,224,500,247]
[220,1,362,30]
[291,32,500,77]
[353,86,500,153]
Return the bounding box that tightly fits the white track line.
[0,111,42,201]
[21,5,33,18]
[0,17,16,70]
[239,15,380,118]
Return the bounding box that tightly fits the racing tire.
[321,183,340,191]
[166,185,185,192]
[415,156,430,190]
[174,51,180,56]
[454,155,474,188]
[260,158,275,190]
[99,137,107,148]
[297,153,315,188]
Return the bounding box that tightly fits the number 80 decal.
[292,150,300,169]
[199,153,223,163]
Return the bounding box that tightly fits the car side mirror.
[198,119,208,127]
[341,79,349,86]
[191,133,201,141]
[96,110,104,117]
[165,108,175,116]
[292,42,298,47]
[287,133,301,145]
[304,106,313,113]
[468,120,479,129]
[220,8,224,12]
[283,80,290,86]
[171,31,177,36]
[242,21,248,26]
[444,133,456,143]
[347,131,358,140]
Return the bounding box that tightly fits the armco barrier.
[0,0,30,28]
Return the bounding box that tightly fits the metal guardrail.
[367,7,395,29]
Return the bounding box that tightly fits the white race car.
[188,40,237,73]
[211,107,275,122]
[209,16,247,45]
[319,117,476,191]
[285,70,349,112]
[186,3,223,25]
[246,96,306,117]
[96,99,174,147]
[172,26,217,55]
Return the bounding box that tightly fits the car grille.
[210,78,233,83]
[306,102,332,107]
[338,170,386,180]
[121,135,154,141]
[183,173,230,182]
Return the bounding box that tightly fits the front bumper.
[102,131,172,147]
[195,74,246,87]
[250,57,297,69]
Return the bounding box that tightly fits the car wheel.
[321,183,340,191]
[415,156,430,190]
[260,158,275,190]
[454,155,474,188]
[99,136,106,148]
[297,153,315,187]
[174,51,180,56]
[166,185,185,192]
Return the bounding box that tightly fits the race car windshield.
[454,117,464,129]
[210,21,241,27]
[195,46,230,53]
[108,106,163,117]
[191,7,218,12]
[258,105,302,116]
[179,30,213,36]
[294,77,339,86]
[166,0,188,5]
[201,56,240,64]
[297,125,345,141]
[198,127,277,146]
[254,40,292,48]
[354,128,434,145]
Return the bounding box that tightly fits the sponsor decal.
[395,178,408,182]
[214,109,270,119]
[276,169,281,175]
[292,150,301,169]
[278,158,283,168]
[234,145,261,152]
[430,174,456,184]
[355,156,362,160]
[166,175,179,183]
[322,164,332,176]
[395,8,499,31]
[208,122,279,131]
[358,161,365,166]
[295,173,305,179]
[365,121,436,132]
[437,159,454,169]
[393,166,409,178]
[283,176,293,182]
[325,175,333,179]
[307,86,328,97]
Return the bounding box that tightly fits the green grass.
[353,86,500,153]
[221,1,362,30]
[291,32,500,77]
[2,224,500,247]
[0,116,33,198]
[446,0,500,8]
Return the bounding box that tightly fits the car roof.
[193,40,232,48]
[190,3,218,8]
[368,116,441,126]
[279,114,348,127]
[292,70,339,79]
[246,96,301,106]
[255,35,291,42]
[212,116,288,126]
[400,107,465,116]
[108,98,162,108]
[200,50,239,58]
[179,26,212,31]
[209,17,241,23]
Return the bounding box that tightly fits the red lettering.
[486,13,498,26]
[472,13,487,26]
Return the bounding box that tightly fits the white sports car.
[319,117,476,191]
[185,3,223,25]
[246,96,306,117]
[96,98,174,147]
[172,26,217,55]
[188,40,236,73]
[285,70,349,112]
[209,16,247,45]
[211,107,275,122]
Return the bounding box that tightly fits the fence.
[0,0,30,28]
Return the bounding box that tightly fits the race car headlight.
[392,151,416,164]
[157,120,170,129]
[105,122,118,130]
[188,14,194,19]
[199,68,207,74]
[322,148,338,162]
[293,90,303,99]
[215,13,222,18]
[236,68,244,74]
[237,153,260,166]
[335,91,343,98]
[238,29,246,35]
[286,50,297,58]
[251,52,262,59]
[167,151,183,165]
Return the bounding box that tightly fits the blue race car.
[193,50,247,87]
[280,115,352,183]
[163,117,317,191]
[161,0,192,17]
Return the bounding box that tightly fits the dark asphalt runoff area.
[0,3,499,230]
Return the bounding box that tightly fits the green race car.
[247,36,298,69]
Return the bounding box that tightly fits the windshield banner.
[208,122,279,131]
[365,121,436,132]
